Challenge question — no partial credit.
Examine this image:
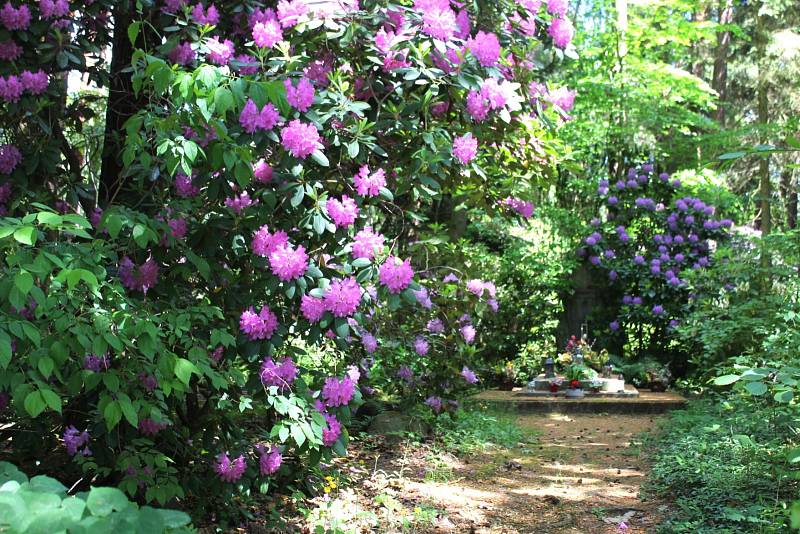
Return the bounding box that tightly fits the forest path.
[401,412,667,533]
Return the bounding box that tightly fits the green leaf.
[713,374,740,386]
[24,391,46,418]
[214,87,234,118]
[174,358,199,385]
[153,508,191,528]
[14,272,33,296]
[105,214,123,238]
[278,425,290,443]
[13,226,36,246]
[787,448,800,464]
[774,390,793,403]
[36,212,62,226]
[744,381,767,396]
[127,21,140,45]
[40,388,61,413]
[291,423,306,447]
[104,401,122,430]
[86,487,130,517]
[132,224,149,248]
[37,356,54,378]
[0,331,11,369]
[311,150,329,167]
[118,395,138,428]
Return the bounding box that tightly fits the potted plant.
[588,379,604,393]
[564,365,587,398]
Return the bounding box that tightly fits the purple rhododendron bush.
[0,0,573,521]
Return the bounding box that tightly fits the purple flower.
[362,332,378,353]
[119,256,159,293]
[269,243,308,281]
[413,336,429,356]
[461,366,478,384]
[63,426,91,456]
[169,42,196,65]
[301,295,326,322]
[322,413,341,446]
[253,19,283,48]
[258,445,283,475]
[138,418,168,436]
[467,31,500,67]
[609,320,619,331]
[652,305,664,315]
[206,37,234,65]
[280,120,321,159]
[260,357,298,390]
[84,353,110,372]
[239,306,279,340]
[548,16,574,48]
[323,376,355,407]
[452,133,478,164]
[0,144,22,174]
[284,77,315,112]
[427,318,445,333]
[214,453,246,483]
[379,256,414,293]
[425,395,443,413]
[351,227,385,259]
[397,365,414,384]
[323,277,362,317]
[353,165,387,197]
[326,195,359,228]
[460,324,476,344]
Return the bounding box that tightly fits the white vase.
[565,388,584,399]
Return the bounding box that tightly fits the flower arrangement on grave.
[558,335,609,372]
[564,365,587,389]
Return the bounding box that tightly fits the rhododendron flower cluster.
[379,256,414,293]
[0,144,21,174]
[351,227,385,259]
[138,418,168,436]
[467,31,500,67]
[206,37,234,65]
[269,243,308,281]
[224,191,258,213]
[501,197,534,218]
[239,306,279,340]
[280,119,321,159]
[461,366,478,384]
[260,357,298,390]
[84,353,110,372]
[284,78,315,112]
[253,19,283,48]
[326,195,359,228]
[252,225,289,257]
[119,257,159,293]
[63,426,91,457]
[258,445,283,475]
[323,277,362,317]
[239,99,280,134]
[322,375,356,407]
[353,165,387,197]
[452,133,478,164]
[214,453,246,483]
[322,413,342,446]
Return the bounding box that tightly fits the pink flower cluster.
[452,133,478,164]
[501,197,534,218]
[260,356,298,390]
[0,144,21,174]
[0,40,21,60]
[284,78,315,112]
[192,3,219,25]
[169,42,196,65]
[224,191,258,213]
[280,119,321,159]
[379,256,414,293]
[269,243,308,281]
[253,19,283,48]
[417,0,458,42]
[119,256,159,293]
[322,413,341,446]
[258,445,282,475]
[40,0,70,19]
[467,31,500,67]
[175,171,200,197]
[351,227,385,259]
[466,78,515,121]
[322,375,356,407]
[0,2,31,31]
[239,305,279,340]
[206,36,234,65]
[253,160,273,183]
[326,195,359,228]
[353,165,387,197]
[323,277,362,317]
[252,225,289,257]
[0,70,49,102]
[239,98,280,134]
[300,294,326,322]
[63,426,91,456]
[548,16,574,48]
[214,453,246,483]
[277,0,309,28]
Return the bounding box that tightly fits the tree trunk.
[781,167,797,229]
[691,4,708,79]
[99,1,136,205]
[755,0,771,283]
[712,0,734,125]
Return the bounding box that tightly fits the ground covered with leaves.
[234,407,668,533]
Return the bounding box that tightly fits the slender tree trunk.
[781,167,797,229]
[691,4,708,79]
[99,1,136,205]
[755,0,771,283]
[712,0,734,125]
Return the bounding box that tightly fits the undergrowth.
[645,398,799,533]
[430,403,532,455]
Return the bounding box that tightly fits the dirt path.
[295,411,668,533]
[402,412,665,533]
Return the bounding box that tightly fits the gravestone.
[556,264,601,349]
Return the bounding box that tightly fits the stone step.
[472,388,688,414]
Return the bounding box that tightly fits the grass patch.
[430,403,534,455]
